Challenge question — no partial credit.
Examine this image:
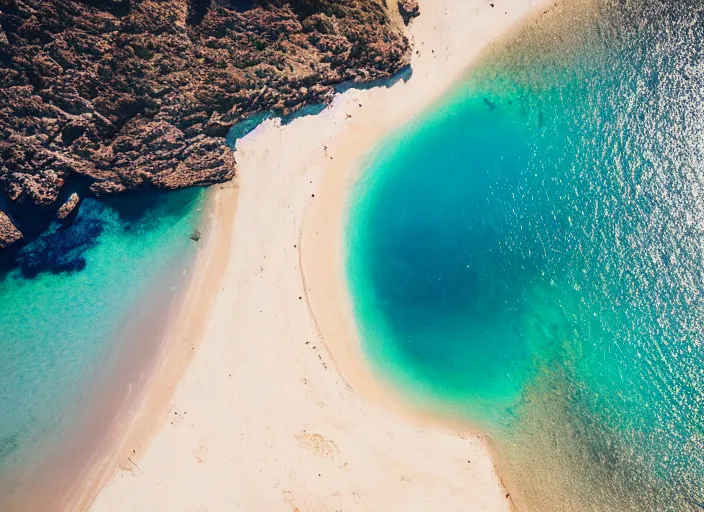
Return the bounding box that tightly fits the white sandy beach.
[90,1,551,510]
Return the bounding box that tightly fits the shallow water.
[0,188,204,503]
[348,1,704,509]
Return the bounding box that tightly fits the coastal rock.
[397,0,420,25]
[0,0,412,251]
[57,193,80,220]
[0,211,23,249]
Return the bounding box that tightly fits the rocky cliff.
[0,0,412,249]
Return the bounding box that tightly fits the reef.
[0,0,411,249]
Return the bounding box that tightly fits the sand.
[91,1,551,510]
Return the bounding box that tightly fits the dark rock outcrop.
[397,0,419,24]
[0,211,23,248]
[0,0,411,250]
[57,192,80,219]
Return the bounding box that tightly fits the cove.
[0,187,205,507]
[347,0,704,509]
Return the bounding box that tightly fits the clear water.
[348,1,704,509]
[0,189,204,484]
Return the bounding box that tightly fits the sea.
[347,0,704,509]
[0,187,205,507]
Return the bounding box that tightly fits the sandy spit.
[91,1,552,510]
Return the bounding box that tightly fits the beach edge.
[301,0,556,500]
[72,184,239,512]
[89,0,558,510]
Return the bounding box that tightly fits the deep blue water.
[348,1,704,509]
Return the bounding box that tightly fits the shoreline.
[0,188,235,512]
[301,0,556,496]
[12,185,240,512]
[74,185,239,511]
[301,0,563,438]
[92,1,555,510]
[73,185,239,512]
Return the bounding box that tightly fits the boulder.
[57,193,81,220]
[398,0,421,25]
[0,212,23,249]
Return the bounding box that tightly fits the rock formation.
[0,211,23,248]
[397,0,419,25]
[56,192,80,219]
[0,0,412,251]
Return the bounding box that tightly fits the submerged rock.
[0,211,23,249]
[0,0,413,251]
[397,0,420,25]
[57,193,81,220]
[15,206,104,278]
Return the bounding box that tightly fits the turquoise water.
[348,1,704,509]
[0,189,204,493]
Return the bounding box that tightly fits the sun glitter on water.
[347,0,704,509]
